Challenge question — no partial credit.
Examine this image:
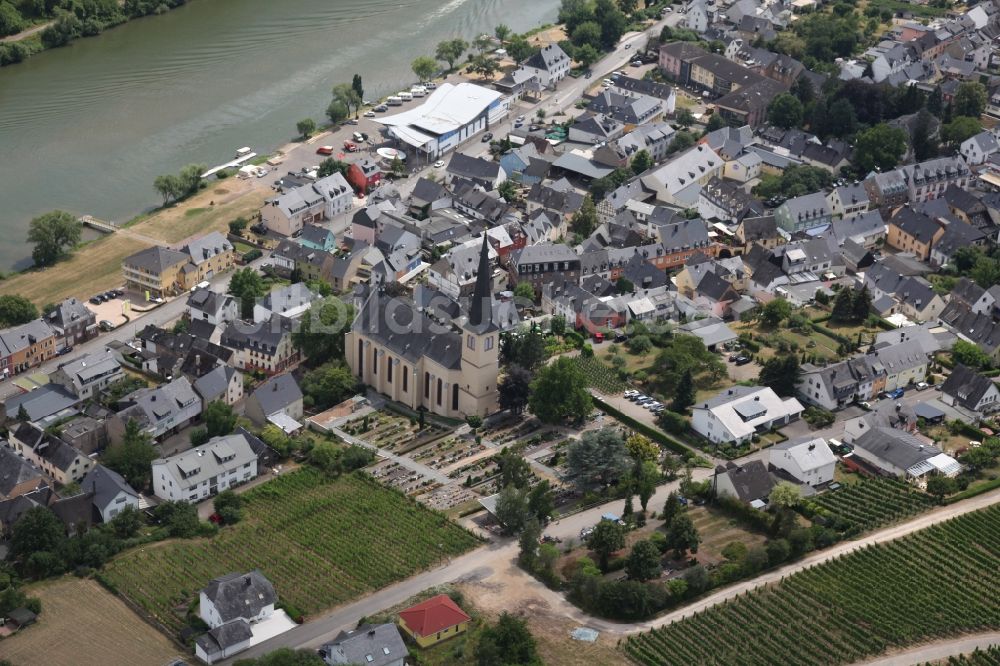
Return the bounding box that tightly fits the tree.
[27,210,81,267]
[853,123,907,173]
[494,24,511,44]
[852,285,871,323]
[635,460,659,512]
[927,86,943,117]
[507,36,537,63]
[953,81,987,118]
[631,149,653,175]
[292,299,354,365]
[351,74,364,102]
[203,400,237,438]
[952,341,991,369]
[317,158,349,178]
[153,501,200,538]
[213,489,243,524]
[228,267,267,320]
[668,131,695,154]
[662,491,682,527]
[769,481,801,509]
[550,314,566,337]
[570,194,598,238]
[411,55,437,82]
[435,38,468,70]
[497,179,520,204]
[671,368,696,413]
[571,21,602,49]
[497,449,532,489]
[625,539,662,582]
[300,362,358,410]
[259,424,293,457]
[296,118,316,140]
[494,485,531,535]
[0,295,37,327]
[941,116,982,145]
[675,108,695,128]
[831,287,854,323]
[475,612,539,666]
[594,0,627,48]
[189,426,209,446]
[326,99,348,124]
[760,298,791,328]
[912,109,939,161]
[588,518,626,571]
[10,507,64,561]
[792,76,814,105]
[757,354,801,397]
[926,474,957,501]
[499,365,533,414]
[705,114,726,132]
[664,512,700,559]
[528,480,555,522]
[501,326,546,369]
[331,83,362,117]
[574,43,600,70]
[518,517,542,569]
[767,93,804,129]
[469,54,499,79]
[513,281,536,304]
[102,420,157,490]
[565,427,631,492]
[625,434,660,463]
[529,357,592,423]
[960,446,998,473]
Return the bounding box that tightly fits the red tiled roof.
[398,594,471,636]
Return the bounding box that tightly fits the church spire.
[468,233,493,330]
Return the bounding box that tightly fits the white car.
[364,111,376,118]
[915,382,929,391]
[433,160,444,168]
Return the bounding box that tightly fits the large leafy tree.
[625,539,663,582]
[227,267,267,320]
[331,83,362,117]
[435,38,468,70]
[652,334,726,395]
[664,511,700,559]
[588,518,626,571]
[0,295,38,327]
[498,365,533,414]
[10,507,64,561]
[475,612,540,666]
[757,354,801,397]
[529,357,592,423]
[853,123,907,173]
[500,326,547,370]
[204,400,236,437]
[411,56,437,82]
[292,298,354,365]
[570,194,599,238]
[102,419,157,490]
[767,93,804,129]
[299,361,358,410]
[27,210,81,267]
[565,427,631,492]
[953,81,987,118]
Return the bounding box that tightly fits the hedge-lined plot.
[102,468,479,634]
[623,505,1000,666]
[804,477,935,533]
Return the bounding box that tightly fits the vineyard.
[803,477,934,533]
[102,469,479,635]
[929,646,1000,665]
[623,505,1000,666]
[571,355,629,394]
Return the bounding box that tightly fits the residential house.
[244,373,304,433]
[827,183,871,220]
[641,145,723,207]
[44,298,97,351]
[0,319,57,377]
[193,365,244,408]
[929,219,987,268]
[195,571,277,664]
[610,76,677,116]
[567,114,624,145]
[262,173,353,237]
[183,232,236,283]
[797,357,880,411]
[685,0,712,32]
[900,156,971,204]
[588,90,665,126]
[80,464,139,523]
[886,207,942,261]
[446,153,506,190]
[408,178,453,215]
[774,191,832,233]
[109,376,202,443]
[829,210,886,249]
[188,288,238,326]
[735,215,782,252]
[712,460,775,505]
[852,427,960,478]
[48,350,123,400]
[122,233,235,298]
[221,316,299,375]
[940,363,1000,416]
[8,422,93,485]
[869,339,929,391]
[0,445,45,500]
[508,244,581,295]
[692,386,804,445]
[519,44,571,88]
[347,158,382,195]
[693,271,741,319]
[960,130,1000,165]
[891,276,947,322]
[253,283,318,323]
[769,436,836,487]
[864,169,910,213]
[697,177,765,222]
[153,433,259,502]
[714,77,788,127]
[320,624,409,666]
[397,594,472,648]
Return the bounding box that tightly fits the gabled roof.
[123,246,189,273]
[772,436,836,473]
[854,426,942,473]
[201,570,277,623]
[398,594,471,636]
[251,374,302,417]
[0,444,43,498]
[716,460,774,503]
[322,624,409,666]
[940,363,997,410]
[81,464,138,512]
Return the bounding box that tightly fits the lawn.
[102,468,480,635]
[688,505,766,566]
[0,183,265,307]
[623,503,1000,665]
[0,577,182,666]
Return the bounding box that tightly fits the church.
[346,234,501,419]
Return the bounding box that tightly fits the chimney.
[273,382,279,392]
[244,576,252,587]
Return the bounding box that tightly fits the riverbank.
[0,179,265,307]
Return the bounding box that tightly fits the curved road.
[856,633,1000,666]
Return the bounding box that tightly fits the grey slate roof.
[940,364,996,411]
[353,293,464,370]
[193,365,236,403]
[321,623,409,666]
[717,460,774,503]
[251,374,302,417]
[0,444,43,498]
[195,619,253,655]
[11,422,83,473]
[201,570,277,624]
[123,245,189,273]
[81,464,138,513]
[3,384,80,423]
[854,426,942,472]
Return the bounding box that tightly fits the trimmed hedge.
[809,322,852,346]
[591,395,693,458]
[945,476,1000,504]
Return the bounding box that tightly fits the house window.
[403,367,408,392]
[437,378,443,406]
[387,359,392,383]
[484,336,494,351]
[372,348,378,374]
[467,334,475,350]
[425,372,430,398]
[452,383,459,410]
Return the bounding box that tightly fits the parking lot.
[85,290,130,330]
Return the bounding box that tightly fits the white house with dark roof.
[940,364,1000,416]
[81,464,139,523]
[774,191,832,233]
[245,373,304,432]
[320,624,409,666]
[692,386,804,445]
[853,427,960,479]
[193,365,243,407]
[8,422,93,485]
[641,144,723,206]
[768,436,836,486]
[110,376,202,443]
[519,43,571,88]
[713,460,774,505]
[188,288,237,326]
[195,570,289,664]
[827,183,870,220]
[261,173,354,237]
[960,130,1000,165]
[152,432,258,502]
[48,349,123,400]
[252,283,318,323]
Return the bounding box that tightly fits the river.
[0,0,559,271]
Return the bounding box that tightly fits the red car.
[316,145,334,155]
[343,141,359,152]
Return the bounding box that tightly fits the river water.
[0,0,558,270]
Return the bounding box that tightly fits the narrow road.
[331,426,450,485]
[1,21,52,43]
[856,633,1000,666]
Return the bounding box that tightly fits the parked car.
[433,160,445,168]
[374,104,388,112]
[858,401,873,410]
[515,115,525,123]
[89,296,101,305]
[734,356,752,366]
[540,535,562,544]
[915,382,929,391]
[112,289,124,297]
[728,354,740,362]
[624,43,631,49]
[316,145,334,155]
[481,132,493,142]
[57,346,73,356]
[364,111,376,118]
[631,60,643,67]
[624,390,638,398]
[888,388,905,400]
[645,401,662,410]
[98,320,115,332]
[677,495,689,506]
[614,333,628,342]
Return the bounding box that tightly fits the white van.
[398,91,413,101]
[386,96,403,106]
[410,86,426,97]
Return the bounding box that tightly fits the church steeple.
[467,233,494,331]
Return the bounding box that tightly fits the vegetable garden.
[623,504,1000,666]
[802,477,934,534]
[102,468,479,635]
